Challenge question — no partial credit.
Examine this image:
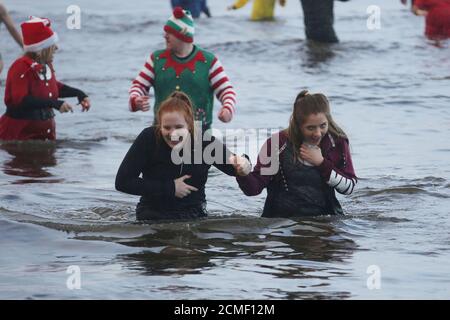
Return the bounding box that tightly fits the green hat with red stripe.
[164,7,194,43]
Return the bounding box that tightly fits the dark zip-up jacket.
[115,126,237,217]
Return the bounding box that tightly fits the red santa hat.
[21,16,58,52]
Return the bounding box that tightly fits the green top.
[152,46,216,128]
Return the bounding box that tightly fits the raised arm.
[0,3,23,47]
[209,57,236,122]
[128,53,155,112]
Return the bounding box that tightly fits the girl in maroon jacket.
[233,90,357,217]
[0,17,90,141]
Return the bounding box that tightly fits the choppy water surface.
[0,0,449,299]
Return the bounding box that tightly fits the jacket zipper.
[179,161,184,177]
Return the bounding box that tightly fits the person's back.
[415,0,450,40]
[171,0,210,18]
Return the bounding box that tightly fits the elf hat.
[163,7,194,43]
[21,16,58,52]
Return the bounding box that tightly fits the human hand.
[174,175,198,198]
[218,107,232,123]
[79,97,91,112]
[59,102,73,113]
[412,6,427,16]
[133,96,150,112]
[229,155,251,176]
[299,143,324,166]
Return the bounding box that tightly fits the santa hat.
[164,7,194,43]
[21,16,58,52]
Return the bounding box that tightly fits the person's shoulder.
[153,49,167,58]
[196,46,216,61]
[8,56,32,74]
[334,134,350,146]
[134,126,157,142]
[269,130,288,145]
[197,46,213,56]
[141,126,157,136]
[325,133,349,150]
[257,130,288,153]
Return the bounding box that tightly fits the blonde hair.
[25,45,57,65]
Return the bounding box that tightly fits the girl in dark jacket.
[233,90,357,217]
[116,91,250,221]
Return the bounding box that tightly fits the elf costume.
[129,7,236,129]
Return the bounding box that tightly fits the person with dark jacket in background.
[300,0,349,43]
[171,0,211,18]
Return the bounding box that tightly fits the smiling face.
[300,112,329,146]
[160,111,189,149]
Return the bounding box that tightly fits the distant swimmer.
[402,0,450,43]
[171,0,211,18]
[300,0,349,43]
[0,17,91,141]
[234,90,357,217]
[115,91,250,221]
[0,1,23,77]
[227,0,286,21]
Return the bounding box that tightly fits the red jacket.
[0,56,64,140]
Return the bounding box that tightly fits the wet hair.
[285,90,347,158]
[155,91,195,142]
